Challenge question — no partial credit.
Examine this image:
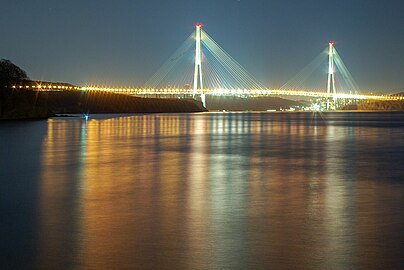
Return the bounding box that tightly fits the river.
[1,112,404,269]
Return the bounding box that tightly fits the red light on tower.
[195,23,203,28]
[329,41,335,45]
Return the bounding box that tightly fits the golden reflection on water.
[37,113,404,269]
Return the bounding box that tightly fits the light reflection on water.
[1,112,404,269]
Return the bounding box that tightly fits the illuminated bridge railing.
[83,87,403,101]
[12,84,81,91]
[12,84,403,101]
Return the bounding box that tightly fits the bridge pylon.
[192,24,205,107]
[326,41,337,110]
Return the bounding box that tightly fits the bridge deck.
[12,84,403,101]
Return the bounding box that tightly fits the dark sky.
[1,0,403,92]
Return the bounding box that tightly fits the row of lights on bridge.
[10,84,403,101]
[12,85,81,90]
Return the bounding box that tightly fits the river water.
[1,112,404,269]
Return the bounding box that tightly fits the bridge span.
[12,84,403,101]
[82,86,402,101]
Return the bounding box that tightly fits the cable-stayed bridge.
[14,24,403,109]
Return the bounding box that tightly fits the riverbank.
[343,100,404,111]
[0,88,206,120]
[205,96,305,111]
[0,88,53,120]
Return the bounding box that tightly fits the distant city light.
[312,103,321,111]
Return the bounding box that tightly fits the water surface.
[1,112,404,269]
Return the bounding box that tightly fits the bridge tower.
[326,41,337,110]
[192,24,205,107]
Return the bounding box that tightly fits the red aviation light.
[195,23,203,28]
[329,41,335,45]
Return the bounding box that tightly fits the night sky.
[1,0,403,92]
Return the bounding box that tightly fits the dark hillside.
[206,96,304,111]
[43,90,206,114]
[0,88,206,120]
[0,88,53,120]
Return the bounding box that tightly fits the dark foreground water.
[1,112,404,270]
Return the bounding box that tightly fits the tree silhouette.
[0,59,30,87]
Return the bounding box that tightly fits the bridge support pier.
[192,24,206,108]
[326,41,337,110]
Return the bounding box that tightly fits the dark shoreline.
[2,88,404,121]
[0,88,207,120]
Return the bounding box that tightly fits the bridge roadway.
[12,84,404,101]
[83,87,403,101]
